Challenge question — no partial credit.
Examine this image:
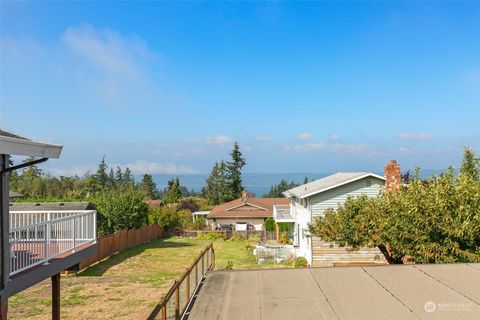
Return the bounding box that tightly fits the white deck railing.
[8,210,97,276]
[273,205,295,223]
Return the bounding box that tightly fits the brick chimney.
[241,190,248,202]
[384,160,401,192]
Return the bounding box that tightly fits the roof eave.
[299,173,386,199]
[0,136,63,159]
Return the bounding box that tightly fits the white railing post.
[72,216,76,252]
[93,211,97,243]
[44,213,51,264]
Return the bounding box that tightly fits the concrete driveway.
[187,263,480,320]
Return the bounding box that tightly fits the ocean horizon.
[150,169,446,197]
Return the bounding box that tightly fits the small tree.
[265,217,275,231]
[461,147,479,180]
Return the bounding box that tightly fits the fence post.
[175,283,180,320]
[206,246,210,270]
[195,260,198,288]
[162,303,167,320]
[202,253,205,276]
[186,267,191,303]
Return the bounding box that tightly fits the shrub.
[192,216,207,230]
[265,217,275,231]
[230,233,245,241]
[294,257,308,268]
[197,232,225,240]
[89,188,148,236]
[148,206,181,233]
[176,198,200,213]
[226,260,234,270]
[248,235,261,243]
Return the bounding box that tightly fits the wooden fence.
[79,224,165,269]
[181,229,293,242]
[147,243,215,320]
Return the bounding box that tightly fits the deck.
[187,264,480,320]
[3,210,98,298]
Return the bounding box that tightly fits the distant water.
[150,169,445,197]
[151,173,327,197]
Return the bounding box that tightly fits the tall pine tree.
[139,174,158,199]
[226,142,246,200]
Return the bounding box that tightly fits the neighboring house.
[145,199,164,210]
[192,211,210,223]
[207,192,289,231]
[277,160,401,267]
[9,202,94,212]
[8,191,24,200]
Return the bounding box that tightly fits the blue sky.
[1,1,479,176]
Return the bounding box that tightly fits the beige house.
[207,192,288,231]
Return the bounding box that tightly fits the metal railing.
[273,204,295,222]
[8,210,97,276]
[148,243,215,320]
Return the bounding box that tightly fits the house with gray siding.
[275,162,401,267]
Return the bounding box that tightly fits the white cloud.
[46,165,97,177]
[62,23,150,78]
[205,135,233,145]
[396,132,436,141]
[255,135,273,142]
[60,23,161,107]
[124,160,200,175]
[330,134,340,141]
[331,143,369,154]
[291,142,325,152]
[297,132,312,141]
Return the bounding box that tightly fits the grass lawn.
[8,237,292,319]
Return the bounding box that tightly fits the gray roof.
[9,202,94,211]
[284,172,386,199]
[8,191,25,198]
[0,128,63,158]
[0,129,28,140]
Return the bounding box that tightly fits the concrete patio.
[188,263,480,320]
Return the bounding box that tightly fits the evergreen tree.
[264,179,300,198]
[203,160,230,205]
[94,156,109,188]
[123,167,135,187]
[163,177,182,204]
[108,168,115,187]
[460,147,479,180]
[139,174,158,199]
[115,166,123,183]
[226,142,246,200]
[304,176,309,184]
[22,156,43,179]
[203,162,221,204]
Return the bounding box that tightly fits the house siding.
[308,177,384,219]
